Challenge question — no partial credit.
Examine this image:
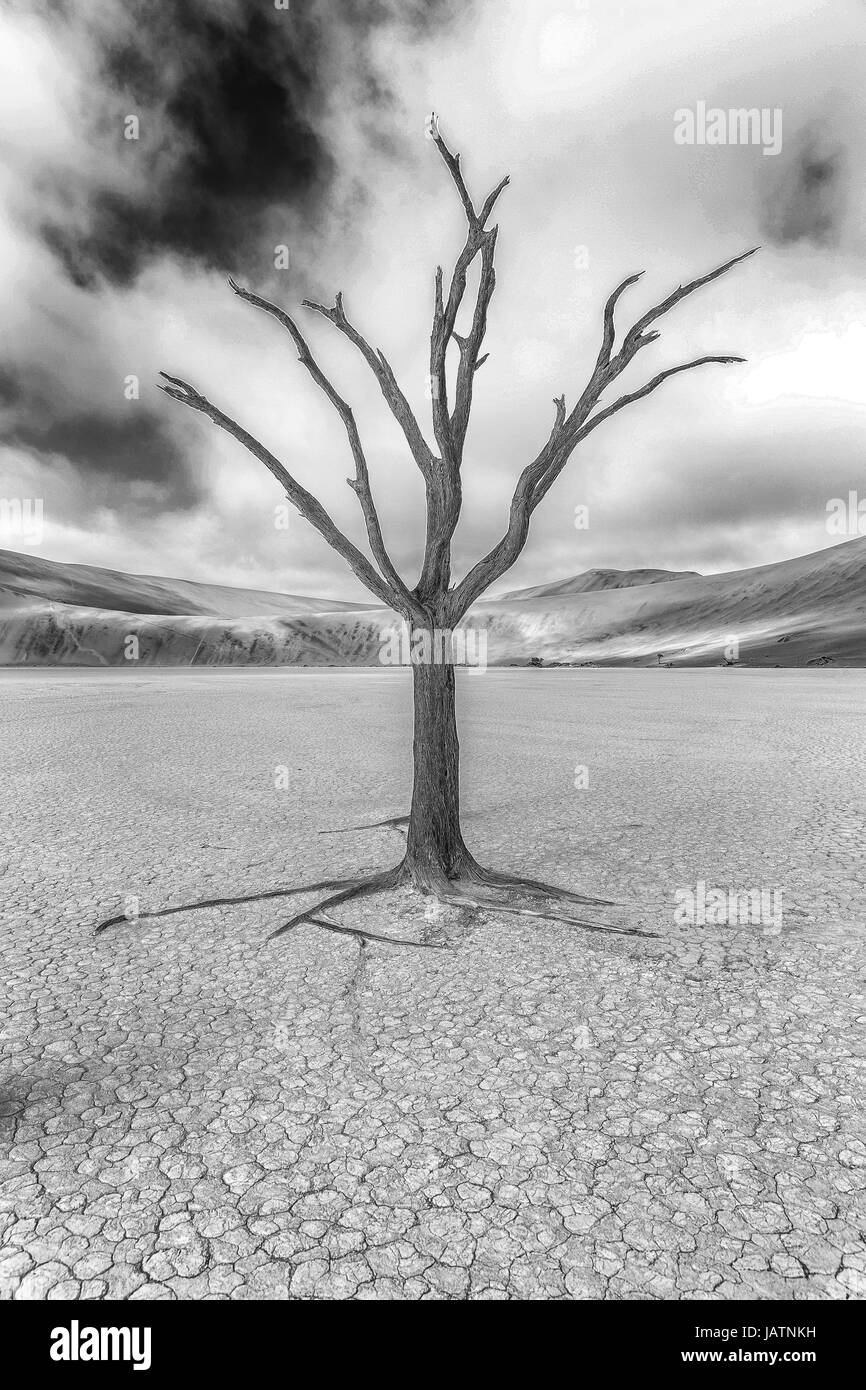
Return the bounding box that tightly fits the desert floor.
[1,668,864,1300]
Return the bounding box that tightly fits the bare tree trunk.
[404,656,469,888]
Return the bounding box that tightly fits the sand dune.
[499,567,701,600]
[478,537,866,666]
[0,549,372,619]
[1,538,864,666]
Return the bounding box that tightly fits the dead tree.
[100,116,755,943]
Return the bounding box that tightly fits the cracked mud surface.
[2,668,865,1300]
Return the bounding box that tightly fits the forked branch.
[225,278,417,614]
[410,115,510,601]
[156,372,404,614]
[428,113,509,470]
[449,247,757,619]
[301,292,436,482]
[530,354,745,511]
[159,279,425,619]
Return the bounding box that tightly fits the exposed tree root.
[93,875,358,935]
[307,916,445,948]
[465,860,621,909]
[260,854,652,943]
[268,866,401,941]
[94,852,653,945]
[437,883,653,939]
[319,814,408,839]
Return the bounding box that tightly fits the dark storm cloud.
[762,126,845,248]
[0,365,24,409]
[7,406,200,510]
[43,2,328,288]
[0,337,199,509]
[39,0,472,288]
[4,0,474,513]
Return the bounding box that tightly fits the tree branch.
[429,111,509,232]
[448,248,757,620]
[531,354,745,510]
[594,272,645,373]
[620,247,759,356]
[224,279,417,613]
[451,227,498,457]
[156,373,409,616]
[301,292,436,481]
[417,116,509,603]
[429,113,509,470]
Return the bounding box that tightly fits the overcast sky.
[2,0,866,600]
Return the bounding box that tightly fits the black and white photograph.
[1,0,864,1344]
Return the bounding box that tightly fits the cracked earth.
[1,668,864,1300]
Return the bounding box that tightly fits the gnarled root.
[94,849,653,945]
[269,865,401,941]
[465,859,620,909]
[319,814,408,841]
[436,878,653,939]
[94,875,354,936]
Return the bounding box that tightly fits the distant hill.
[498,568,701,600]
[1,539,864,667]
[0,549,372,619]
[476,538,866,667]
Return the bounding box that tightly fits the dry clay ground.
[1,667,865,1301]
